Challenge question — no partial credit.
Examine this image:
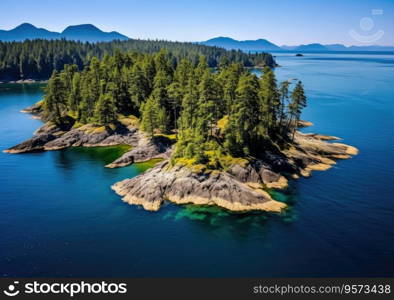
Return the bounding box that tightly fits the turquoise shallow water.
[1,52,393,277]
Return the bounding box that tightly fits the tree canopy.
[0,39,276,81]
[41,50,306,169]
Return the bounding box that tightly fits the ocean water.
[1,52,393,277]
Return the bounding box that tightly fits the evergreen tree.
[278,80,290,138]
[128,63,149,114]
[167,59,193,131]
[43,70,67,124]
[140,96,164,137]
[259,67,280,137]
[225,73,260,156]
[288,81,307,140]
[219,63,243,114]
[68,72,81,113]
[197,69,221,138]
[94,93,117,125]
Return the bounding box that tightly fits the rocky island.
[5,51,358,213]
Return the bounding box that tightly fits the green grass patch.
[71,144,131,165]
[134,158,164,173]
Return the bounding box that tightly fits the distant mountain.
[345,45,394,51]
[0,23,129,42]
[0,23,60,41]
[201,38,394,52]
[293,43,329,51]
[325,44,348,51]
[61,24,129,42]
[282,43,394,52]
[2,26,393,51]
[280,45,297,51]
[201,37,282,51]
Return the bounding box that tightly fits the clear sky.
[1,0,393,46]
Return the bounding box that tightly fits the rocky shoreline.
[6,102,358,213]
[112,131,357,213]
[4,103,173,167]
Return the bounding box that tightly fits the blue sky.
[1,0,393,45]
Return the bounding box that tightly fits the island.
[5,50,358,213]
[295,53,304,57]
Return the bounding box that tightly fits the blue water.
[1,52,393,277]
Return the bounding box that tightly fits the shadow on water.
[54,145,131,169]
[0,83,46,95]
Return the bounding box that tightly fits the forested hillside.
[41,50,305,169]
[0,39,276,81]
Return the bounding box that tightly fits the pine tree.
[128,63,149,114]
[140,96,161,137]
[259,67,280,137]
[167,59,193,131]
[197,69,221,138]
[278,80,290,138]
[94,93,117,125]
[194,56,208,84]
[225,73,260,156]
[43,70,67,124]
[288,81,307,140]
[68,72,81,113]
[219,63,243,114]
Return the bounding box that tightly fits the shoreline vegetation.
[5,50,358,213]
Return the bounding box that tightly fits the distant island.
[5,50,358,212]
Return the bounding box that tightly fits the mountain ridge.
[201,36,282,51]
[1,24,394,51]
[0,23,129,42]
[202,37,394,52]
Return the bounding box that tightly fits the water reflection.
[54,145,131,170]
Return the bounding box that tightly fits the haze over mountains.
[201,37,282,51]
[0,23,129,42]
[1,24,394,51]
[202,37,394,52]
